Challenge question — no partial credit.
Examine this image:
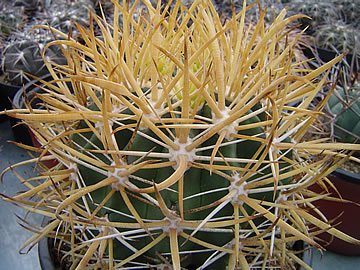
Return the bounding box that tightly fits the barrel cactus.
[1,36,65,85]
[332,0,360,26]
[2,0,360,269]
[328,79,360,144]
[1,0,94,85]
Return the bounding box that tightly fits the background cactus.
[287,0,339,31]
[0,1,25,38]
[332,0,360,26]
[38,0,93,34]
[327,73,360,144]
[13,0,42,19]
[1,25,66,85]
[1,0,94,85]
[284,0,360,59]
[314,21,360,57]
[2,0,360,269]
[2,40,50,85]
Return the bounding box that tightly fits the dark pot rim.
[330,168,360,184]
[38,236,56,270]
[10,74,53,145]
[38,217,56,270]
[0,81,21,121]
[301,45,359,72]
[300,242,313,270]
[12,74,53,110]
[0,81,21,95]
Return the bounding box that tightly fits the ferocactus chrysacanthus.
[3,0,360,269]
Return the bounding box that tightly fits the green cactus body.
[328,84,360,143]
[70,94,292,267]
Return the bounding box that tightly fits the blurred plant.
[2,0,360,269]
[0,2,25,38]
[39,0,94,34]
[92,0,115,19]
[1,37,65,85]
[249,0,288,24]
[1,0,94,85]
[280,0,360,64]
[332,0,360,26]
[287,0,339,31]
[314,21,360,58]
[327,70,360,144]
[14,0,42,18]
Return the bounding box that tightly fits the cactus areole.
[3,0,360,269]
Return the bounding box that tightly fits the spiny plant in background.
[241,0,287,25]
[1,35,66,85]
[2,0,360,269]
[12,0,41,20]
[12,0,94,28]
[214,0,290,25]
[327,69,360,144]
[213,0,243,16]
[333,0,360,26]
[38,0,94,34]
[314,21,360,58]
[284,0,360,59]
[1,0,94,85]
[0,1,24,38]
[286,0,339,31]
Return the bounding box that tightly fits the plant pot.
[38,235,56,270]
[310,168,360,256]
[302,46,360,72]
[293,240,313,270]
[38,217,57,270]
[0,81,20,122]
[10,77,48,146]
[10,75,62,168]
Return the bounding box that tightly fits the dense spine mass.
[2,1,360,269]
[328,80,360,143]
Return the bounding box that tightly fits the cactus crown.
[2,0,360,269]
